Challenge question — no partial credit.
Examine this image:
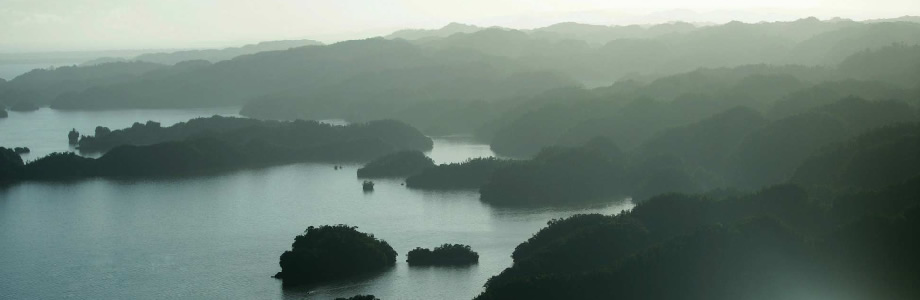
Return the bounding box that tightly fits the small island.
[335,296,380,300]
[12,147,30,154]
[275,225,397,286]
[0,108,7,118]
[406,244,479,266]
[356,150,434,178]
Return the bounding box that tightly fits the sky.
[1,0,919,52]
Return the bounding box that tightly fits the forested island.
[407,244,479,266]
[3,12,920,300]
[405,157,513,190]
[334,296,379,300]
[396,101,917,206]
[475,176,920,299]
[356,150,434,178]
[2,19,918,138]
[275,225,397,285]
[0,117,432,184]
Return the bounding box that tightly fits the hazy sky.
[1,0,918,52]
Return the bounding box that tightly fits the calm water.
[0,109,632,300]
[0,108,242,160]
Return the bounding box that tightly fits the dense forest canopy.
[1,14,919,300]
[275,225,397,285]
[0,117,432,183]
[1,18,917,138]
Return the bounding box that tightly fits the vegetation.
[724,98,917,189]
[406,244,479,266]
[76,116,432,154]
[405,157,514,190]
[76,116,263,153]
[275,225,397,286]
[1,19,914,138]
[12,147,30,154]
[334,296,380,300]
[476,177,920,299]
[483,99,915,204]
[0,61,166,106]
[357,151,434,178]
[68,129,80,145]
[479,42,920,157]
[0,108,7,118]
[0,147,25,185]
[480,138,627,206]
[10,100,39,112]
[403,100,917,206]
[791,123,920,190]
[0,118,433,183]
[2,17,919,299]
[134,39,323,65]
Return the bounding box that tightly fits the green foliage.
[135,39,323,65]
[484,41,920,158]
[405,157,513,190]
[3,61,166,106]
[478,218,817,300]
[23,152,97,180]
[334,296,380,300]
[634,106,767,176]
[5,118,433,183]
[77,116,432,155]
[770,80,917,118]
[480,138,627,205]
[357,151,434,178]
[791,123,920,189]
[0,147,25,185]
[406,244,479,266]
[727,98,918,188]
[9,100,39,112]
[476,178,920,299]
[838,43,920,87]
[277,225,396,285]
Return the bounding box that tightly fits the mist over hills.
[3,12,920,300]
[386,22,483,40]
[1,17,918,138]
[131,39,324,65]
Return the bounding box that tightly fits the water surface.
[0,110,632,300]
[0,108,239,160]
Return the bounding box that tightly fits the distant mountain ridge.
[385,22,483,40]
[132,39,324,65]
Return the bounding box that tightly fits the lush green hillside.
[476,178,920,299]
[135,39,323,65]
[3,118,432,182]
[357,151,435,178]
[275,225,396,285]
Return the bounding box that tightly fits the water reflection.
[0,111,633,300]
[0,107,239,160]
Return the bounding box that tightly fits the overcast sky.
[1,0,918,52]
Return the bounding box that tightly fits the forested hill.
[0,18,917,138]
[133,39,324,65]
[481,43,920,157]
[0,117,432,183]
[47,38,573,113]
